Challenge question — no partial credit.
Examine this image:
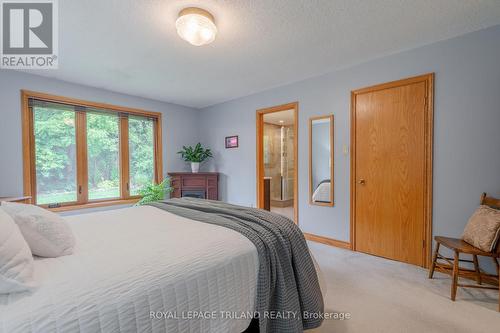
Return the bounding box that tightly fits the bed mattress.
[312,182,331,203]
[0,206,259,333]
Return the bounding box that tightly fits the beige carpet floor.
[307,241,499,333]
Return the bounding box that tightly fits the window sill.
[48,198,140,212]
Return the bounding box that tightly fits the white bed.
[0,206,259,333]
[312,181,331,203]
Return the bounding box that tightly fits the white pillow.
[0,208,37,294]
[1,202,75,258]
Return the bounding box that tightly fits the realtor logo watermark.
[1,0,58,69]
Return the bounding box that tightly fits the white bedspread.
[312,182,331,203]
[0,206,259,333]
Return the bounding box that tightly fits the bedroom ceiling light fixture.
[176,7,217,46]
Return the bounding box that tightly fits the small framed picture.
[225,135,239,148]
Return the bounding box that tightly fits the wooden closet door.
[352,76,432,266]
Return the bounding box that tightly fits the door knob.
[357,179,366,185]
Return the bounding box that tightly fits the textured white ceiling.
[27,0,500,108]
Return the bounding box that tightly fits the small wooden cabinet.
[168,172,219,200]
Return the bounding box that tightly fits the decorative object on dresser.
[177,143,213,173]
[168,172,219,200]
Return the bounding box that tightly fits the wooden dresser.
[168,172,219,200]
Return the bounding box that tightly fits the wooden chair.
[428,193,500,311]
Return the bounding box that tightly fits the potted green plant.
[135,177,173,205]
[177,143,213,173]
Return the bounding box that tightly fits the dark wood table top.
[167,172,219,176]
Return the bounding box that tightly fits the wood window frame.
[21,90,163,212]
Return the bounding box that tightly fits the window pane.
[34,105,77,205]
[87,112,120,200]
[129,116,155,195]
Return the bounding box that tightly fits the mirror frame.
[309,114,334,206]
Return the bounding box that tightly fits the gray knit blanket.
[149,198,324,333]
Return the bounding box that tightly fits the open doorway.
[256,102,298,223]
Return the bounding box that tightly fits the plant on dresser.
[177,143,213,173]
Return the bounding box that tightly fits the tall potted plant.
[177,143,213,173]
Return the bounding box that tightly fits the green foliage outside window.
[34,107,77,204]
[87,112,120,200]
[33,107,157,204]
[129,116,155,195]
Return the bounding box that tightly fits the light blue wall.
[0,70,200,198]
[0,26,499,270]
[199,25,500,248]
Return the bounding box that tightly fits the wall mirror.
[309,115,334,206]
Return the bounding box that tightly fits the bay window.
[21,90,163,210]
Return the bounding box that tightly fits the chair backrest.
[480,193,500,253]
[480,192,500,210]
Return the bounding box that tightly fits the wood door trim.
[350,73,434,267]
[303,232,351,250]
[256,102,299,224]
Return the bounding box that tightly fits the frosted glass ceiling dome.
[176,7,217,46]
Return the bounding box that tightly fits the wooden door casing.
[256,102,299,224]
[351,74,434,267]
